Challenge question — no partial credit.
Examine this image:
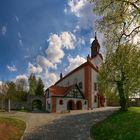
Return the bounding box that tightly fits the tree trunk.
[117,81,128,111]
[1,98,4,111]
[8,99,11,112]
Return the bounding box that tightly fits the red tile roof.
[48,85,67,96]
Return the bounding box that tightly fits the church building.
[45,35,106,112]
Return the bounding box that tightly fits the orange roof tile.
[48,85,68,96]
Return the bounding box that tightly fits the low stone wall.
[0,95,46,111]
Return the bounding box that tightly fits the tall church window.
[94,83,97,91]
[79,82,83,89]
[94,95,97,102]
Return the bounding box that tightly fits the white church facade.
[45,35,106,112]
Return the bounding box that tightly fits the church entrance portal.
[67,100,75,110]
[32,99,43,111]
[76,101,82,110]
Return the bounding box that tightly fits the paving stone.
[0,107,119,140]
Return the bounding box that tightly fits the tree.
[16,77,28,101]
[28,73,37,96]
[35,78,44,96]
[16,76,28,91]
[91,0,140,47]
[91,0,140,111]
[5,81,17,112]
[98,44,140,111]
[0,82,8,110]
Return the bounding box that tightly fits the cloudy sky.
[0,0,102,88]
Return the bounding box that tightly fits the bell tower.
[91,32,100,58]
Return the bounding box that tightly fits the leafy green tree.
[98,44,140,111]
[91,0,140,111]
[5,81,17,112]
[91,0,140,47]
[28,73,37,96]
[0,82,8,110]
[35,78,44,96]
[16,76,28,92]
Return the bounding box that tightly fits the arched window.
[59,100,63,105]
[85,101,87,105]
[94,95,97,102]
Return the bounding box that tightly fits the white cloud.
[0,81,2,86]
[19,39,23,46]
[7,65,17,72]
[65,55,86,74]
[46,32,76,63]
[28,62,42,74]
[16,74,28,81]
[46,34,64,63]
[24,55,30,59]
[2,26,7,36]
[26,31,77,88]
[60,32,76,49]
[90,37,94,44]
[66,0,96,31]
[38,69,58,89]
[45,71,58,88]
[73,25,80,33]
[78,37,85,46]
[68,0,86,17]
[37,55,56,70]
[15,16,19,23]
[64,6,67,13]
[18,32,21,38]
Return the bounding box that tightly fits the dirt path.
[0,107,119,140]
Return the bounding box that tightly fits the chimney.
[87,54,91,61]
[60,73,63,79]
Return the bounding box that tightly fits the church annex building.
[45,35,106,112]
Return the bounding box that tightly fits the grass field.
[90,107,140,140]
[0,117,26,140]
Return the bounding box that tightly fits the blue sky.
[0,0,102,87]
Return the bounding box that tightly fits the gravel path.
[0,107,119,140]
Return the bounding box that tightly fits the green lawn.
[0,117,26,140]
[90,107,140,140]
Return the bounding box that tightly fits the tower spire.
[95,32,97,40]
[91,32,100,58]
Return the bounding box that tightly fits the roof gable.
[46,84,85,99]
[55,60,98,85]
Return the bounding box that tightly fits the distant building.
[45,35,106,112]
[129,94,140,107]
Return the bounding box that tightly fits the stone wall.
[0,95,46,111]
